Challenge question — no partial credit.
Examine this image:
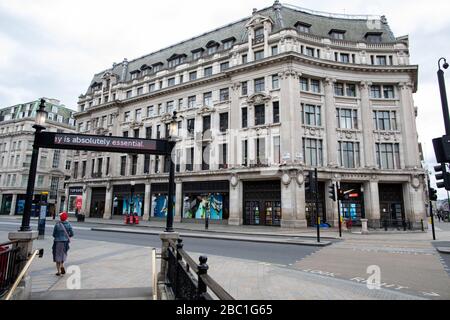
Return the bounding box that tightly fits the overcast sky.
[1,0,450,196]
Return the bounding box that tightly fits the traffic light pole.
[315,168,320,243]
[428,177,437,240]
[337,183,342,238]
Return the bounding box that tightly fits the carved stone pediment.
[245,14,274,28]
[247,93,271,106]
[303,126,324,138]
[161,113,173,123]
[95,127,109,135]
[196,105,215,116]
[129,120,143,129]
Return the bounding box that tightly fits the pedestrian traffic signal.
[304,170,314,195]
[429,187,438,201]
[434,163,450,190]
[328,184,336,201]
[337,187,344,201]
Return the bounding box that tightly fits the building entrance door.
[379,184,405,228]
[90,187,106,218]
[243,181,281,227]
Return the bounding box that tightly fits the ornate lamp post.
[20,98,47,232]
[438,57,449,135]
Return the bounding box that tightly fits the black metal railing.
[166,238,234,300]
[0,242,21,298]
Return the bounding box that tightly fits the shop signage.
[69,187,83,195]
[36,132,171,155]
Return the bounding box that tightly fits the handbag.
[58,222,71,243]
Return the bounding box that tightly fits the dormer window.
[152,62,163,72]
[140,64,151,76]
[295,21,311,33]
[206,41,220,55]
[365,32,383,43]
[222,37,236,50]
[130,70,140,80]
[329,29,346,40]
[192,48,204,60]
[254,27,264,44]
[168,54,187,68]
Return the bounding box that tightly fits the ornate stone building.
[67,2,426,229]
[0,98,76,217]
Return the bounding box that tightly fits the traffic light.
[304,170,314,195]
[429,187,438,201]
[337,186,344,201]
[328,184,336,201]
[434,164,450,190]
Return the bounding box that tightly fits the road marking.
[422,292,440,297]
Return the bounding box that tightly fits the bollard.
[384,219,388,231]
[197,256,209,299]
[421,219,424,232]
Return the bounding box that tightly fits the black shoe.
[61,267,66,275]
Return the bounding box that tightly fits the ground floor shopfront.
[0,190,65,217]
[65,169,428,230]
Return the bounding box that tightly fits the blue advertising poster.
[153,195,175,218]
[184,194,224,220]
[209,194,223,220]
[16,200,25,215]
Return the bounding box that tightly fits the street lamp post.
[20,99,47,232]
[165,111,178,233]
[437,58,450,135]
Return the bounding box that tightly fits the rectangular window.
[242,54,248,64]
[310,79,321,93]
[52,150,61,168]
[271,46,278,56]
[134,128,140,138]
[178,98,183,109]
[254,78,265,93]
[126,90,132,99]
[137,87,143,95]
[202,145,210,171]
[336,109,358,129]
[383,85,395,99]
[219,113,229,132]
[334,83,345,96]
[135,109,142,122]
[143,155,150,174]
[302,138,323,166]
[40,155,47,168]
[338,142,360,168]
[124,111,130,122]
[149,83,155,92]
[370,85,382,98]
[82,161,86,178]
[254,105,265,126]
[306,47,315,57]
[193,51,202,60]
[147,106,154,117]
[188,96,196,108]
[189,71,197,81]
[168,78,175,87]
[203,92,212,106]
[186,147,194,172]
[131,155,137,175]
[50,177,59,199]
[219,88,229,102]
[340,53,350,63]
[256,137,266,165]
[219,144,228,169]
[123,131,129,137]
[301,104,321,126]
[145,126,152,139]
[241,81,248,95]
[376,56,387,65]
[300,77,309,91]
[187,119,195,134]
[223,40,233,50]
[167,101,175,113]
[220,62,229,72]
[376,143,400,169]
[373,110,397,131]
[242,140,248,166]
[346,84,356,97]
[73,162,79,179]
[254,50,264,61]
[37,175,44,187]
[204,66,213,77]
[203,115,211,133]
[120,156,126,176]
[242,107,248,128]
[272,74,279,90]
[273,102,280,123]
[106,157,110,176]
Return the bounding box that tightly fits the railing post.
[158,232,179,300]
[197,256,209,300]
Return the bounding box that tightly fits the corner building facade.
[67,2,427,229]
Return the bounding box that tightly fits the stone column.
[228,177,242,225]
[360,81,376,168]
[279,69,301,164]
[174,181,182,223]
[263,22,270,57]
[10,193,17,216]
[399,82,421,169]
[63,187,69,212]
[294,173,308,228]
[324,78,338,166]
[363,180,380,228]
[230,83,241,167]
[194,115,203,171]
[0,193,3,214]
[403,178,427,229]
[281,171,307,228]
[103,184,113,220]
[143,182,151,221]
[247,27,254,62]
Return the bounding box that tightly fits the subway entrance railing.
[163,238,234,300]
[0,242,21,298]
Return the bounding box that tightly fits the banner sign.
[36,132,171,155]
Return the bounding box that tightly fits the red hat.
[59,212,68,222]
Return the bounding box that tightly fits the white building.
[67,2,427,229]
[0,98,76,217]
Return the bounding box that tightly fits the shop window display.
[183,194,224,220]
[152,194,175,218]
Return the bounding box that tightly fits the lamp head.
[35,98,48,128]
[444,61,449,70]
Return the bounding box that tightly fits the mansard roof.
[85,2,398,94]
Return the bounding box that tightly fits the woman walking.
[52,211,74,276]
